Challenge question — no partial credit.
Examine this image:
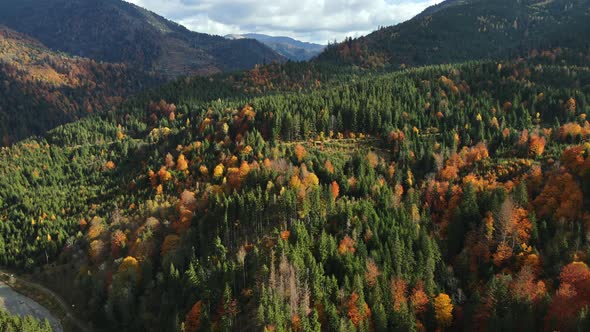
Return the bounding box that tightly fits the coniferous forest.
[0,0,589,331]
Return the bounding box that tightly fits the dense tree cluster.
[0,48,589,332]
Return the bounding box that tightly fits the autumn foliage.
[434,293,453,327]
[330,181,340,201]
[546,262,590,329]
[184,300,203,332]
[346,292,371,326]
[338,235,356,255]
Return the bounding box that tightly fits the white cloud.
[126,0,443,44]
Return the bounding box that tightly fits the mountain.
[226,33,325,61]
[0,26,161,144]
[318,0,590,68]
[0,0,285,77]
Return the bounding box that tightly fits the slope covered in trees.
[0,0,285,77]
[318,0,590,69]
[0,26,162,144]
[0,45,589,331]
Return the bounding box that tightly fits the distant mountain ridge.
[318,0,590,68]
[0,0,285,77]
[226,33,325,61]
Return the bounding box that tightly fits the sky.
[126,0,443,45]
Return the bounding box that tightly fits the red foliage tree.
[184,300,203,332]
[546,262,590,330]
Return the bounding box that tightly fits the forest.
[0,43,588,332]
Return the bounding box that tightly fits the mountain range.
[226,33,325,61]
[0,0,285,78]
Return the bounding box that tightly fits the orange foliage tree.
[330,181,340,201]
[410,282,429,314]
[176,154,189,171]
[175,190,197,233]
[492,241,513,267]
[533,172,583,223]
[564,97,577,114]
[338,235,356,255]
[105,161,116,170]
[110,230,127,258]
[346,292,371,327]
[367,152,379,168]
[529,134,546,157]
[294,144,307,162]
[390,277,408,312]
[324,159,335,174]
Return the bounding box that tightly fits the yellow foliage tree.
[213,164,224,178]
[199,165,209,176]
[118,256,141,284]
[434,293,453,327]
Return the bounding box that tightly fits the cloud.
[125,0,443,44]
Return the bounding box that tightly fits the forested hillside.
[0,46,589,331]
[318,0,590,68]
[0,0,284,77]
[0,26,161,144]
